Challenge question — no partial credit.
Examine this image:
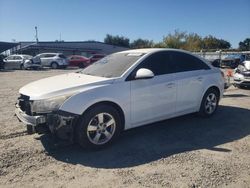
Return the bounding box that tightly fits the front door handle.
[166,83,175,88]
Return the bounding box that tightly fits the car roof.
[38,53,60,55]
[117,48,193,55]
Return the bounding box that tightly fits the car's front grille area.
[18,94,32,115]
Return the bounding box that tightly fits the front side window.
[7,56,14,60]
[81,53,145,78]
[137,51,174,76]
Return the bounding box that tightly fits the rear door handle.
[197,77,203,81]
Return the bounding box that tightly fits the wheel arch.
[207,85,220,97]
[81,101,125,131]
[198,85,221,111]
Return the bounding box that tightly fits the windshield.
[80,52,145,78]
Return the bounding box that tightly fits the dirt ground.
[0,69,250,188]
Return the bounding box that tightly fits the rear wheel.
[199,88,219,117]
[51,62,59,69]
[76,105,122,149]
[20,64,25,70]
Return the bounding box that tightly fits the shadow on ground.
[40,105,250,168]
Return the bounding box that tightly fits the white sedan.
[15,49,224,149]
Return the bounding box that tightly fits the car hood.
[19,73,115,100]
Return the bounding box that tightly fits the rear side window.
[14,56,22,60]
[171,51,210,72]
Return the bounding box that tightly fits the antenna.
[35,26,39,43]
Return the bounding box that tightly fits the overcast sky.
[0,0,249,48]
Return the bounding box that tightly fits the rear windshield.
[58,54,66,59]
[80,53,145,78]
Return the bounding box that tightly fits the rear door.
[170,51,210,113]
[13,56,23,69]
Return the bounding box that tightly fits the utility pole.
[35,26,39,43]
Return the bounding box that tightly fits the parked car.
[0,55,5,69]
[209,59,221,68]
[3,54,41,70]
[233,60,250,88]
[15,49,224,149]
[89,54,105,63]
[35,53,68,69]
[221,54,247,68]
[68,55,90,68]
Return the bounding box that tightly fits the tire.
[198,88,219,117]
[78,62,85,68]
[20,64,25,70]
[51,62,59,69]
[76,104,122,149]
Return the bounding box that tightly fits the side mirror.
[135,68,154,80]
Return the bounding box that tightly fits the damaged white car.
[15,49,224,149]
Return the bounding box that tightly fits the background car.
[68,55,90,68]
[3,54,41,70]
[89,54,105,63]
[233,60,250,88]
[35,53,68,69]
[0,55,5,69]
[221,54,246,68]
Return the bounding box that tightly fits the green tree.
[104,34,130,47]
[162,30,187,49]
[239,38,250,51]
[202,35,231,50]
[130,38,154,48]
[183,33,203,51]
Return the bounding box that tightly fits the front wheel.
[76,105,122,149]
[199,88,219,117]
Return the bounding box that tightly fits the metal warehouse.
[9,41,128,57]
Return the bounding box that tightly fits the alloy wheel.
[205,93,217,114]
[86,112,116,145]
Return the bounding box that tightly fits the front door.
[129,51,177,128]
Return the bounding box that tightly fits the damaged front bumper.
[15,104,79,140]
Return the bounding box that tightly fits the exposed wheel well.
[82,101,125,130]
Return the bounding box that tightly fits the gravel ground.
[0,69,250,188]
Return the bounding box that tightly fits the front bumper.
[15,105,46,126]
[233,75,250,86]
[15,105,78,139]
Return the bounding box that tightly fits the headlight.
[31,94,73,113]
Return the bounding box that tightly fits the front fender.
[59,83,130,127]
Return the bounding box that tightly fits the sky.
[0,0,249,48]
